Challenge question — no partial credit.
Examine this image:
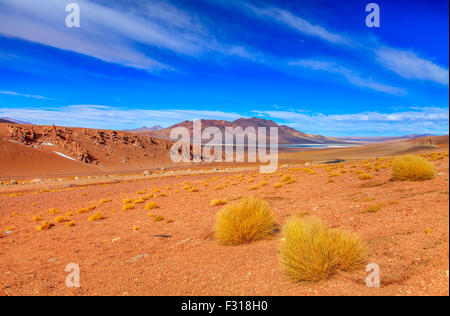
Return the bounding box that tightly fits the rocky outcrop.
[6,124,172,166]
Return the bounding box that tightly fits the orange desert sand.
[0,123,449,296]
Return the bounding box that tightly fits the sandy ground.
[0,150,448,296]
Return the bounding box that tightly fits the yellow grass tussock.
[88,212,103,222]
[145,202,158,210]
[279,217,366,282]
[215,197,275,245]
[391,155,436,181]
[210,199,227,206]
[359,173,373,180]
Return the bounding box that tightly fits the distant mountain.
[336,134,435,142]
[0,117,33,125]
[124,125,164,132]
[131,117,350,145]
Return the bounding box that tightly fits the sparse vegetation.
[362,204,384,213]
[145,201,158,210]
[88,212,103,222]
[215,197,275,245]
[391,155,436,181]
[279,217,366,282]
[359,173,373,180]
[36,220,53,231]
[55,216,68,223]
[210,199,227,206]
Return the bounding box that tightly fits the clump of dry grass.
[210,199,227,206]
[55,216,68,223]
[145,202,158,210]
[49,208,60,215]
[154,215,164,222]
[359,173,373,180]
[36,220,53,231]
[88,212,103,222]
[279,217,366,282]
[65,220,75,228]
[329,171,341,177]
[391,155,436,181]
[215,197,275,245]
[76,208,89,215]
[32,215,42,222]
[281,174,296,184]
[361,204,384,213]
[122,203,134,211]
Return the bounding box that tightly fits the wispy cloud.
[289,59,407,95]
[230,2,449,86]
[1,104,448,136]
[0,90,53,100]
[0,105,243,130]
[246,5,352,46]
[254,107,449,136]
[0,0,253,72]
[375,47,449,85]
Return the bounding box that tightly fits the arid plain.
[0,122,449,296]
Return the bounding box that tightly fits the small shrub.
[215,197,275,245]
[36,220,53,231]
[32,215,42,222]
[122,203,134,211]
[65,221,75,228]
[210,199,227,206]
[362,204,384,213]
[391,155,436,181]
[99,199,112,205]
[359,173,373,180]
[145,202,158,210]
[76,208,89,214]
[281,174,296,184]
[88,212,103,222]
[49,208,60,215]
[154,215,164,222]
[55,216,68,223]
[279,217,366,282]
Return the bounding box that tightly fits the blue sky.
[0,0,448,136]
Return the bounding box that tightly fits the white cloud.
[247,5,352,46]
[0,105,243,130]
[254,107,449,136]
[1,104,448,136]
[375,47,449,85]
[0,90,53,100]
[235,2,449,86]
[0,0,253,72]
[289,59,407,95]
